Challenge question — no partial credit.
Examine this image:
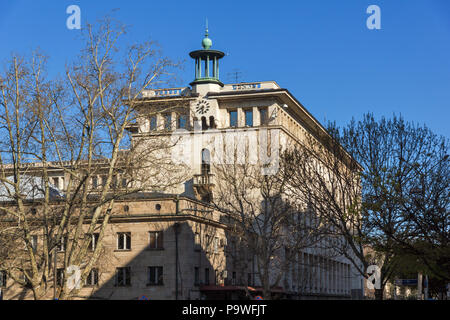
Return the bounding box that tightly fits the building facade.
[0,28,364,300]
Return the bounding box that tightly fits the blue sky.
[1,0,449,137]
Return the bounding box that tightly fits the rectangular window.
[163,113,172,131]
[149,116,157,131]
[89,233,99,251]
[147,266,163,285]
[86,269,99,286]
[0,271,7,287]
[205,268,210,285]
[52,177,59,188]
[115,267,131,286]
[58,236,67,252]
[229,110,237,127]
[101,175,107,187]
[117,232,131,250]
[213,237,219,254]
[31,235,38,253]
[177,114,188,129]
[259,108,268,125]
[194,233,201,251]
[205,235,211,253]
[244,109,253,126]
[92,176,98,189]
[148,231,164,249]
[194,267,199,285]
[57,268,65,287]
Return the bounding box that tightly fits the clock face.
[195,99,210,115]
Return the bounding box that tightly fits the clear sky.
[1,0,449,138]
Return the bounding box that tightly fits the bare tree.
[283,113,449,300]
[211,135,327,299]
[0,17,187,300]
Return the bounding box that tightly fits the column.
[206,55,209,78]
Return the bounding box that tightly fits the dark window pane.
[260,108,268,125]
[245,109,253,126]
[229,110,237,127]
[150,116,157,131]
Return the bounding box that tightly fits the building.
[0,27,364,300]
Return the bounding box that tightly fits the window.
[194,233,201,251]
[194,267,200,285]
[229,110,237,127]
[85,269,99,286]
[247,273,252,286]
[163,113,172,131]
[52,177,59,188]
[101,175,107,187]
[244,109,253,126]
[232,272,236,285]
[58,236,67,252]
[117,232,131,250]
[148,231,163,249]
[149,116,157,131]
[213,237,219,254]
[201,116,208,130]
[205,268,210,285]
[209,116,215,129]
[92,176,98,189]
[56,268,65,286]
[0,271,6,287]
[115,267,131,286]
[259,108,268,125]
[30,235,38,253]
[205,235,211,253]
[201,148,211,174]
[121,177,127,188]
[177,114,187,129]
[147,266,163,285]
[89,233,99,251]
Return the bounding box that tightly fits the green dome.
[202,36,212,50]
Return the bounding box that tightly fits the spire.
[202,18,212,50]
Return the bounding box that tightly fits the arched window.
[209,116,215,129]
[201,148,211,174]
[201,116,208,130]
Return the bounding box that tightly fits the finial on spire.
[202,18,212,50]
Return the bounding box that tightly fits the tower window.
[201,116,208,130]
[229,110,237,127]
[201,149,211,174]
[209,116,215,129]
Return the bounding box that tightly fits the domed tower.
[189,22,225,94]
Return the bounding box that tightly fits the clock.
[195,99,210,114]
